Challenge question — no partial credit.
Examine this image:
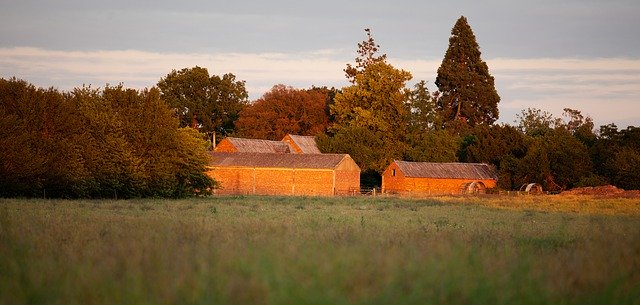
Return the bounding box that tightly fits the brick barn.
[382,161,498,196]
[214,137,294,153]
[206,152,360,196]
[281,134,321,154]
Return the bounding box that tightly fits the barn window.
[392,169,396,177]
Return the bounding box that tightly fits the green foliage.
[317,127,405,174]
[157,66,248,136]
[332,61,412,136]
[0,78,87,197]
[234,85,330,140]
[590,124,640,190]
[405,129,460,162]
[0,78,214,198]
[517,129,592,191]
[459,124,527,165]
[435,16,500,127]
[516,108,562,137]
[408,80,442,131]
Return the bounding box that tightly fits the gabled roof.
[393,161,497,180]
[282,134,321,154]
[209,152,357,170]
[221,137,293,153]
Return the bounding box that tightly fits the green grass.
[1,196,639,305]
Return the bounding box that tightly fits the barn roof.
[209,152,358,170]
[283,134,321,154]
[223,137,294,153]
[394,161,497,180]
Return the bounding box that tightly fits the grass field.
[1,195,639,305]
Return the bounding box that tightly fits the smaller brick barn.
[214,137,294,153]
[207,152,360,196]
[281,134,321,154]
[382,161,498,196]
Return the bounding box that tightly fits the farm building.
[382,161,498,196]
[206,152,360,196]
[281,134,321,154]
[214,137,294,153]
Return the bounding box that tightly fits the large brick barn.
[382,161,498,196]
[206,152,360,196]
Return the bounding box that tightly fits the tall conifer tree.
[435,16,500,127]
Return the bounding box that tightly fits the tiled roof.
[209,152,355,169]
[284,134,321,154]
[394,161,497,180]
[225,137,293,153]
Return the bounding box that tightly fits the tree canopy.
[435,16,500,127]
[0,78,214,198]
[234,85,330,140]
[157,66,248,137]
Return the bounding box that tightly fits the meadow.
[1,195,639,305]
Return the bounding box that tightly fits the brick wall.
[207,166,358,196]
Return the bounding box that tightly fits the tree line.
[2,16,639,197]
[0,80,215,198]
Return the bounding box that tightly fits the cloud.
[0,47,351,98]
[1,47,639,127]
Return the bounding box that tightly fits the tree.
[0,78,215,198]
[590,124,640,189]
[332,61,412,136]
[515,108,562,137]
[328,29,412,175]
[344,28,387,83]
[457,124,528,190]
[407,81,441,131]
[459,124,527,166]
[516,129,592,191]
[157,66,248,137]
[0,78,87,197]
[435,16,500,127]
[73,85,216,198]
[404,129,460,163]
[234,85,329,140]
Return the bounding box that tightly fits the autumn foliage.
[234,85,330,140]
[0,78,214,198]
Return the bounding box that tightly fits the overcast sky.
[2,0,639,128]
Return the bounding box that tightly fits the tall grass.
[1,196,639,305]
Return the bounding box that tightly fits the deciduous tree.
[234,85,329,140]
[157,66,248,137]
[328,29,412,174]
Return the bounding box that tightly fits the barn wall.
[206,167,253,195]
[254,168,295,195]
[292,169,334,195]
[207,167,338,196]
[334,157,361,195]
[402,177,497,195]
[381,162,406,194]
[213,139,238,152]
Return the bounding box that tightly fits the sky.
[1,0,639,128]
